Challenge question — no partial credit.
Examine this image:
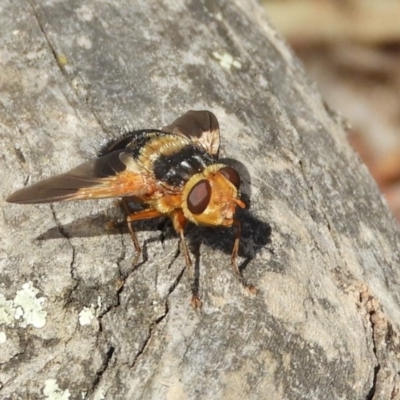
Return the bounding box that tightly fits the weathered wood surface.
[1,1,400,399]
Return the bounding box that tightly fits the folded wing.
[6,150,156,204]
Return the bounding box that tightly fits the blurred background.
[263,0,400,223]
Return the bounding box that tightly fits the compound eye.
[220,166,240,189]
[187,180,211,214]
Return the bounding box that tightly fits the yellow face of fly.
[181,164,245,227]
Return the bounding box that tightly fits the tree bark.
[1,1,400,399]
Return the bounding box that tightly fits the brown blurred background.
[263,0,400,223]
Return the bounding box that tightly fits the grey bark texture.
[1,1,400,399]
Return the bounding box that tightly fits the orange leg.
[170,210,191,266]
[231,219,241,277]
[126,207,163,265]
[170,210,201,308]
[231,219,257,295]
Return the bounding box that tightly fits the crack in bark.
[27,1,70,84]
[116,231,127,277]
[97,234,127,327]
[89,345,115,396]
[365,322,381,400]
[111,231,128,306]
[130,264,186,370]
[0,347,25,367]
[365,311,379,400]
[363,293,381,400]
[28,0,77,113]
[49,205,77,283]
[365,365,380,400]
[90,236,126,392]
[28,0,107,131]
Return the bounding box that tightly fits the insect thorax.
[154,145,216,187]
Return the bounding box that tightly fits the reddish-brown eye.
[220,166,240,189]
[187,180,211,214]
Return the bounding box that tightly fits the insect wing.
[162,110,220,157]
[6,150,156,204]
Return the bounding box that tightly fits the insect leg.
[170,210,201,308]
[126,207,163,265]
[231,219,257,295]
[231,219,242,277]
